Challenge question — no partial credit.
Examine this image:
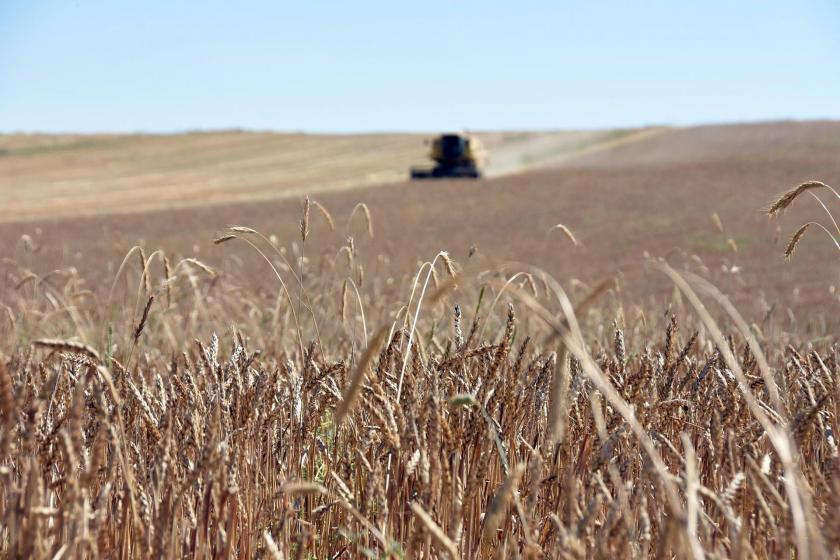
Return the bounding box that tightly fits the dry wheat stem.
[410,502,460,560]
[334,327,387,424]
[805,191,840,236]
[347,202,374,238]
[312,199,335,231]
[548,223,579,247]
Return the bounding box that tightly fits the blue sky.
[1,1,839,133]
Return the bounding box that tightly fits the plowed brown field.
[2,121,839,324]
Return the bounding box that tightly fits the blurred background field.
[2,121,838,328]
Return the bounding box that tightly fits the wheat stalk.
[348,202,374,238]
[410,501,460,559]
[33,338,101,361]
[312,199,335,231]
[548,223,579,247]
[300,196,311,243]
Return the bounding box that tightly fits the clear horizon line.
[1,116,839,136]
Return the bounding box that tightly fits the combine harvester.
[410,133,486,179]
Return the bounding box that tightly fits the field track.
[2,121,839,323]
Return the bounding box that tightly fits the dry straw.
[482,463,526,539]
[711,212,725,233]
[163,255,173,307]
[334,327,388,424]
[410,502,460,560]
[183,258,216,277]
[228,226,258,234]
[262,532,285,560]
[301,196,311,243]
[138,247,151,294]
[312,199,335,231]
[33,338,101,361]
[439,251,457,278]
[548,223,579,247]
[348,203,374,238]
[0,357,13,426]
[727,238,738,252]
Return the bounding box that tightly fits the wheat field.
[1,183,839,559]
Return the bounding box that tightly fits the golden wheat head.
[784,223,811,260]
[765,181,829,216]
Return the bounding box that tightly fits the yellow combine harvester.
[410,133,485,179]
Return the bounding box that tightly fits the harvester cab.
[410,133,484,179]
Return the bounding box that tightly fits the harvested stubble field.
[0,129,641,222]
[1,121,840,558]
